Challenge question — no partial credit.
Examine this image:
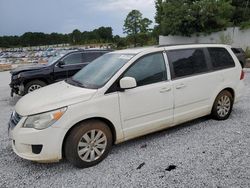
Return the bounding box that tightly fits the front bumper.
[10,83,24,96]
[10,76,24,96]
[9,115,66,163]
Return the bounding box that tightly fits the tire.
[24,80,47,95]
[211,90,233,120]
[64,120,113,168]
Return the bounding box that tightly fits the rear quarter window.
[208,48,235,69]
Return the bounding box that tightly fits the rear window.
[208,48,235,69]
[167,48,208,78]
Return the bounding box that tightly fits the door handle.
[176,84,186,89]
[160,87,171,93]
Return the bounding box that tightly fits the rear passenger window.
[167,49,208,78]
[208,48,235,69]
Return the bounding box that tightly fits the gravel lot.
[0,70,250,188]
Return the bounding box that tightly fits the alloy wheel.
[77,129,107,162]
[28,84,42,93]
[216,95,231,118]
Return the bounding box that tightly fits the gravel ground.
[0,71,250,188]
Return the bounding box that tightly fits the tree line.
[0,27,114,48]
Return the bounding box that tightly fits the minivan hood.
[15,81,97,116]
[11,64,48,75]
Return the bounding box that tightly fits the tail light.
[240,70,245,80]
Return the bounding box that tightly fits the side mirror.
[120,77,137,90]
[57,61,65,68]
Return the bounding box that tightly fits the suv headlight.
[23,107,67,130]
[12,73,21,79]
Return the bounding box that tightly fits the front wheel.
[24,80,47,95]
[65,120,113,168]
[211,90,233,120]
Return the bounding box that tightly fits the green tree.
[123,10,152,46]
[96,27,113,42]
[140,18,153,33]
[113,35,128,48]
[156,0,234,36]
[0,27,114,48]
[231,0,250,28]
[71,29,82,44]
[154,0,164,37]
[123,10,142,46]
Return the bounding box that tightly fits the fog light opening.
[31,145,43,154]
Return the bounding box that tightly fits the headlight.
[12,74,18,79]
[12,74,21,79]
[23,107,67,130]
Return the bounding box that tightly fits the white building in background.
[159,27,250,49]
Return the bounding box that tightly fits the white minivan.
[9,44,245,168]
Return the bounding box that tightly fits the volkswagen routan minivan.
[9,44,245,168]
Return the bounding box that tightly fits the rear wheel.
[211,90,233,120]
[24,80,46,95]
[65,120,113,168]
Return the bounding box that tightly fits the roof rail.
[157,43,220,48]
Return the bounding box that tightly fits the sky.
[0,0,155,36]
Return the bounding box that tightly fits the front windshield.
[71,53,134,89]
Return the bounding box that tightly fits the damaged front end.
[9,73,24,96]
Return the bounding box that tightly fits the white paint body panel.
[15,81,97,116]
[119,81,174,140]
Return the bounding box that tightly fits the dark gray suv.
[10,49,111,96]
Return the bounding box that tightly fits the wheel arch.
[223,87,235,101]
[61,117,117,158]
[210,87,235,120]
[211,87,235,113]
[23,78,49,86]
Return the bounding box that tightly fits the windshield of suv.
[69,53,134,89]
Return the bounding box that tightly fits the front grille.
[9,111,22,130]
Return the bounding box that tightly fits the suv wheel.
[65,120,112,168]
[211,90,233,120]
[24,80,46,95]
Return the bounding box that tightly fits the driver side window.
[123,52,167,87]
[62,53,82,65]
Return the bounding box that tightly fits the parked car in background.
[9,44,245,168]
[9,49,111,96]
[231,47,246,68]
